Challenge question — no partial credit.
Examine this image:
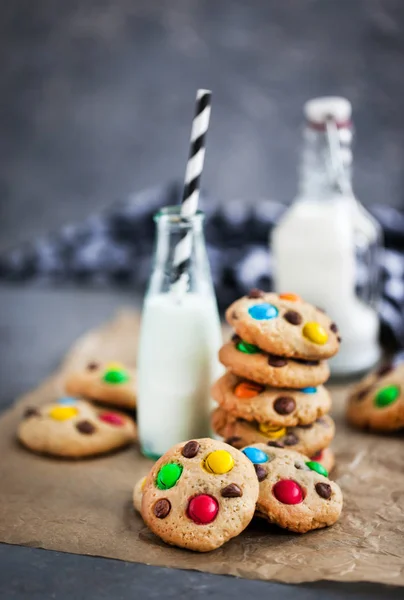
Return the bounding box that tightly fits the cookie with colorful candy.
[18,397,136,458]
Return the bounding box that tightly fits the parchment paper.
[0,310,403,586]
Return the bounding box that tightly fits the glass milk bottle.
[137,206,223,459]
[272,97,382,375]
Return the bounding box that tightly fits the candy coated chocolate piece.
[187,494,219,524]
[221,483,243,498]
[267,354,288,367]
[258,423,287,439]
[156,463,183,490]
[279,293,301,302]
[204,450,234,474]
[76,420,96,434]
[303,322,328,345]
[49,406,78,421]
[315,482,332,499]
[99,412,125,426]
[374,385,400,408]
[300,386,317,394]
[273,396,296,415]
[242,447,268,464]
[154,498,171,519]
[311,450,323,461]
[283,310,302,325]
[236,340,260,354]
[103,366,130,384]
[181,440,200,458]
[234,381,264,399]
[248,303,279,321]
[273,479,304,504]
[305,460,328,477]
[254,464,267,481]
[58,397,77,406]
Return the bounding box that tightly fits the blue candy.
[300,387,317,394]
[58,397,78,406]
[242,447,268,464]
[248,303,279,321]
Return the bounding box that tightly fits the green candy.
[103,369,129,384]
[156,463,183,490]
[236,341,260,354]
[374,385,400,408]
[306,461,328,477]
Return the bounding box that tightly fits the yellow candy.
[303,322,328,345]
[204,450,234,474]
[259,424,287,439]
[105,361,125,371]
[49,406,78,421]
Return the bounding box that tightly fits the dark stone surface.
[1,0,404,252]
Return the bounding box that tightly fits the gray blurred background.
[1,0,404,251]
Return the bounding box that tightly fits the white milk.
[272,196,380,374]
[137,293,223,458]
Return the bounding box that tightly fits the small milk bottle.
[272,97,382,375]
[137,206,223,459]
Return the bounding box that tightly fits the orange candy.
[234,381,264,399]
[279,293,301,302]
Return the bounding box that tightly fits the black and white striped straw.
[172,89,212,285]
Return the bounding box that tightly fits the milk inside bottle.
[137,207,223,458]
[272,97,382,375]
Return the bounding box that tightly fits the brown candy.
[181,440,200,459]
[76,420,96,435]
[268,354,288,368]
[283,433,299,446]
[330,322,338,333]
[248,288,265,299]
[315,482,332,499]
[283,310,302,326]
[153,498,171,519]
[254,464,267,482]
[221,483,243,498]
[267,440,284,448]
[274,396,296,415]
[24,407,40,419]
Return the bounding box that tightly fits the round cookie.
[64,361,136,409]
[346,362,404,432]
[211,407,335,456]
[309,447,335,474]
[133,476,148,513]
[220,337,330,388]
[226,291,340,360]
[18,397,137,458]
[141,438,259,552]
[242,444,343,533]
[212,372,331,426]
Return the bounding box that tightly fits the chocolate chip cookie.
[212,372,331,427]
[211,407,335,456]
[64,361,137,409]
[220,337,330,388]
[242,444,343,533]
[226,291,340,360]
[346,362,404,432]
[141,438,259,552]
[18,397,137,458]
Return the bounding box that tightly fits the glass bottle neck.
[298,124,353,199]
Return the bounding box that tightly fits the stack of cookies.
[211,290,341,473]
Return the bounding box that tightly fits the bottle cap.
[304,97,352,129]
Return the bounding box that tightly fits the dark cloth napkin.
[1,182,403,350]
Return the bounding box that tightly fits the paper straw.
[172,89,212,283]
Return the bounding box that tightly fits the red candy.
[311,450,323,461]
[187,494,219,525]
[99,412,125,426]
[273,480,304,505]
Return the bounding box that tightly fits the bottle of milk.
[137,206,223,459]
[272,97,383,375]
